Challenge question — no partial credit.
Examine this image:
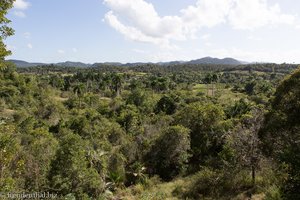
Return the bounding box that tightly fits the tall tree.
[175,102,226,168]
[145,125,191,180]
[260,69,300,199]
[0,0,14,71]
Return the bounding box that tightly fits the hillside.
[188,57,243,65]
[8,57,246,68]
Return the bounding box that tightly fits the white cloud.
[103,0,297,46]
[247,35,262,41]
[180,0,233,36]
[27,43,33,49]
[57,50,65,54]
[132,49,147,54]
[14,11,26,18]
[228,0,296,30]
[24,32,31,39]
[103,0,184,49]
[201,34,211,40]
[205,42,213,47]
[72,48,78,53]
[14,0,30,10]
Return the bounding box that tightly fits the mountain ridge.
[8,57,247,68]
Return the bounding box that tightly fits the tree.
[259,69,300,199]
[245,81,256,95]
[73,83,85,108]
[126,89,146,107]
[22,127,58,191]
[49,133,104,199]
[204,73,212,96]
[0,124,22,192]
[225,98,252,119]
[0,0,14,71]
[111,73,123,96]
[117,104,141,135]
[175,102,226,167]
[226,108,264,187]
[145,125,191,180]
[154,95,177,115]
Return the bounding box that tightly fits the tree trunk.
[251,165,256,187]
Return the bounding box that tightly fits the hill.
[8,57,246,68]
[187,57,243,65]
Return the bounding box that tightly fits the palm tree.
[73,83,85,107]
[111,74,123,97]
[211,73,220,96]
[204,73,212,96]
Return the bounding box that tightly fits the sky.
[5,0,300,64]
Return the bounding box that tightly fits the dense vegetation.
[1,2,300,200]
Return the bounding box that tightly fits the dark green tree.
[49,133,104,199]
[145,125,191,180]
[260,69,300,199]
[154,95,177,115]
[175,102,226,167]
[0,0,14,71]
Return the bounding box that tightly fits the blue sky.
[5,0,300,63]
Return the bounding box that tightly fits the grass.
[0,108,15,119]
[192,83,246,104]
[115,176,192,200]
[114,173,266,200]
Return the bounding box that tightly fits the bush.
[264,185,283,200]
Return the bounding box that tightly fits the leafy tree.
[49,133,104,199]
[117,104,141,135]
[22,127,58,191]
[73,83,85,108]
[225,98,252,119]
[225,108,264,187]
[154,95,177,115]
[111,73,123,96]
[49,74,65,89]
[0,0,14,71]
[175,102,226,167]
[260,69,300,199]
[0,124,22,192]
[145,125,191,180]
[126,88,146,107]
[245,81,256,95]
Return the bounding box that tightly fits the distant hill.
[187,57,243,65]
[8,60,91,68]
[55,61,91,68]
[8,57,247,68]
[7,60,46,67]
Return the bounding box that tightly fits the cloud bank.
[103,0,296,47]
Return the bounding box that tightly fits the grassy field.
[192,83,247,104]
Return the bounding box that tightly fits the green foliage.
[225,98,252,119]
[49,133,104,198]
[145,125,191,180]
[0,124,21,191]
[175,102,226,167]
[245,81,256,95]
[260,68,300,199]
[0,0,14,71]
[264,185,283,200]
[0,16,294,199]
[181,168,252,200]
[154,95,178,115]
[21,127,59,190]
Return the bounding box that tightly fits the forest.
[1,1,300,200]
